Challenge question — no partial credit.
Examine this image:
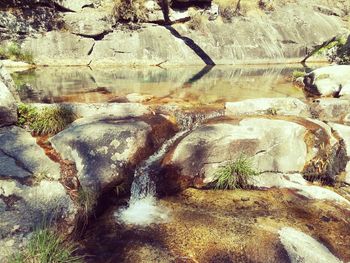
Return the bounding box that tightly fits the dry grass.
[113,0,147,22]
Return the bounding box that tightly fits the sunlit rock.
[303,65,350,97]
[279,227,342,263]
[225,98,310,117]
[0,81,17,127]
[310,98,350,122]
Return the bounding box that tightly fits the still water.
[10,64,312,104]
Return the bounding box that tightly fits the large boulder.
[303,65,350,97]
[63,8,113,37]
[22,31,95,66]
[160,117,346,192]
[0,126,75,261]
[0,81,17,127]
[50,115,176,198]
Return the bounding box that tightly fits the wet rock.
[63,7,113,37]
[303,65,350,97]
[279,227,342,263]
[311,98,350,122]
[0,80,17,127]
[225,98,310,117]
[22,31,94,66]
[0,126,60,180]
[252,173,350,204]
[50,115,176,198]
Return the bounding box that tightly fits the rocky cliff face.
[0,0,349,65]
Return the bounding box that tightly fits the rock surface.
[0,126,75,261]
[22,31,94,66]
[225,98,310,117]
[161,116,347,191]
[0,61,20,101]
[0,126,60,180]
[50,115,176,198]
[279,227,342,263]
[0,81,17,127]
[311,98,350,122]
[303,65,350,97]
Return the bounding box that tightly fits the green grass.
[77,187,97,216]
[211,155,258,190]
[0,42,34,64]
[17,104,77,135]
[292,70,305,80]
[8,229,82,263]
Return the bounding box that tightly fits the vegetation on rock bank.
[17,104,76,135]
[0,42,33,64]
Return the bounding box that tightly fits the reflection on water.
[11,65,310,104]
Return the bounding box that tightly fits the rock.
[328,122,350,184]
[126,93,154,103]
[279,227,342,263]
[161,116,348,191]
[0,126,75,261]
[0,180,76,261]
[22,31,95,66]
[225,98,310,117]
[63,8,113,37]
[161,118,309,191]
[0,61,20,101]
[0,126,60,180]
[50,115,176,198]
[311,98,350,122]
[56,0,95,12]
[303,65,350,97]
[32,102,150,119]
[252,173,350,204]
[0,7,60,41]
[90,24,203,66]
[0,80,17,127]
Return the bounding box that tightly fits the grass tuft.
[0,42,34,64]
[8,229,82,263]
[17,104,77,135]
[211,155,258,190]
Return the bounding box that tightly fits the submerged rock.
[279,227,342,263]
[303,65,350,97]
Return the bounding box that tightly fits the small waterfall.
[116,109,224,226]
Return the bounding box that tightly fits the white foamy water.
[116,196,170,226]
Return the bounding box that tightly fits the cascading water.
[116,109,224,226]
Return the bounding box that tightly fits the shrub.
[0,42,34,64]
[113,0,147,22]
[188,9,207,31]
[8,229,82,263]
[211,155,258,190]
[17,104,77,135]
